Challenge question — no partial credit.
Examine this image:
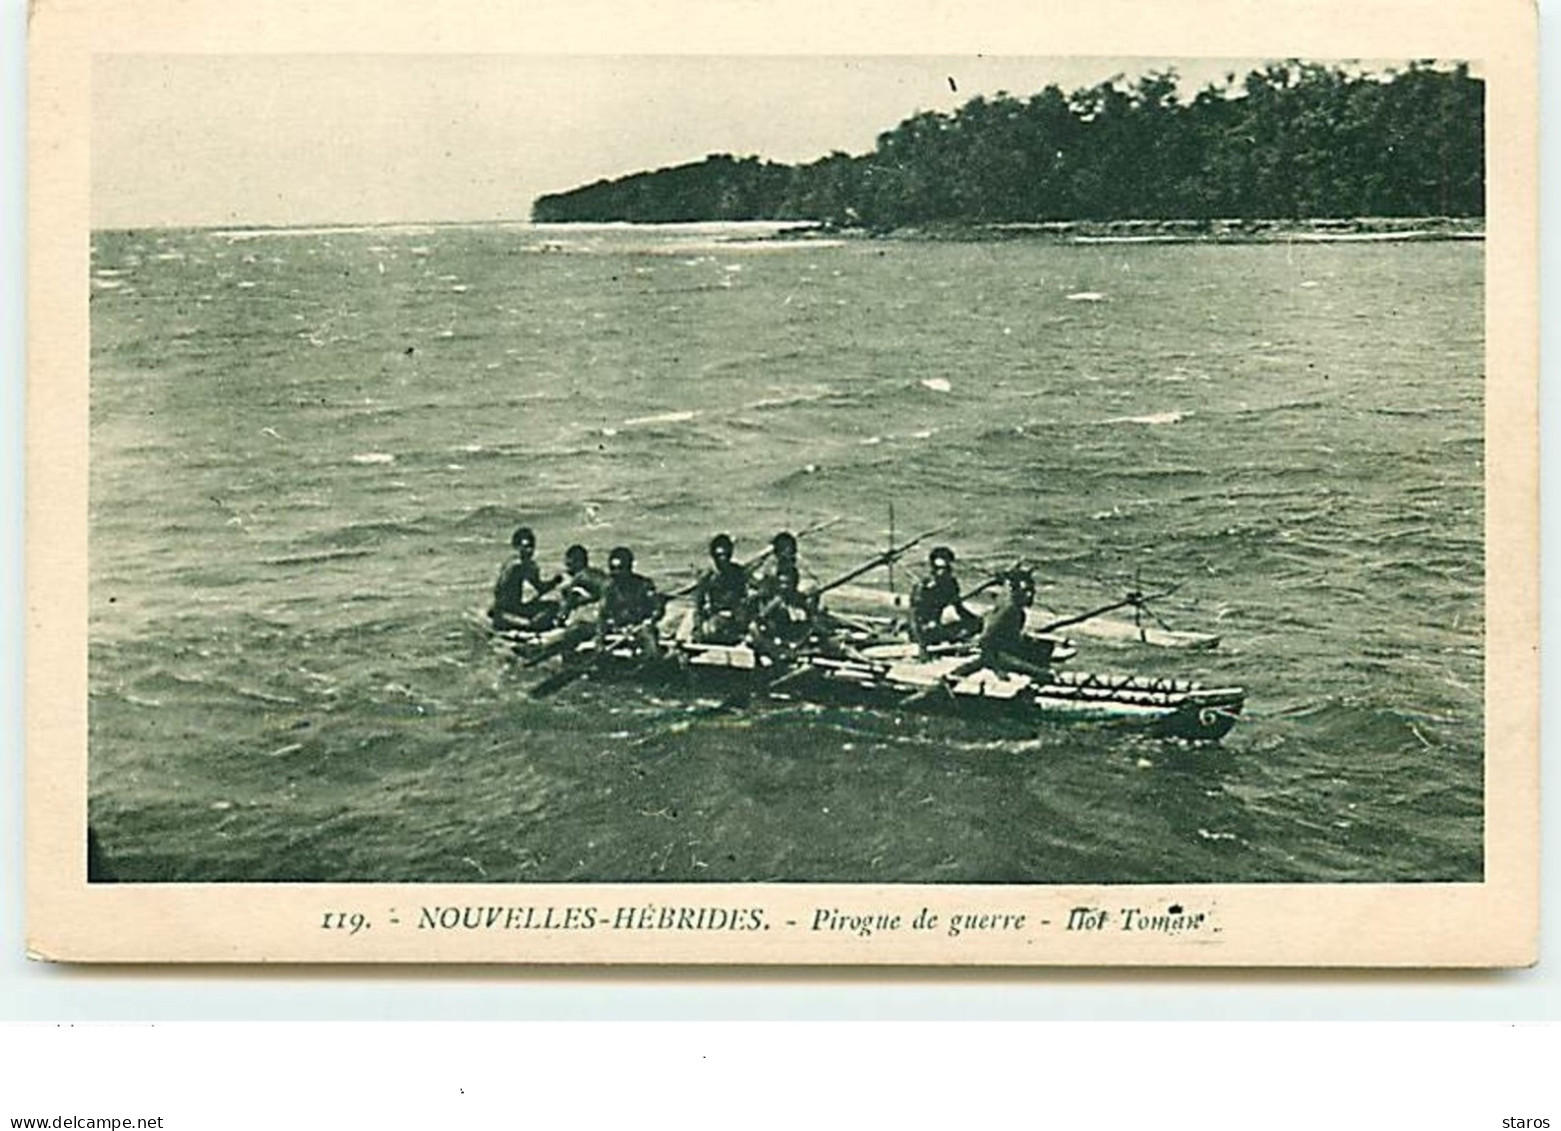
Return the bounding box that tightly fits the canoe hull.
[785,653,1244,742]
[523,635,1244,743]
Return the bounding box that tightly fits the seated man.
[598,546,666,655]
[750,564,813,647]
[489,526,562,631]
[911,567,1055,703]
[974,566,1056,678]
[908,545,983,651]
[693,533,751,644]
[752,530,816,603]
[748,564,862,665]
[555,544,607,625]
[521,545,611,665]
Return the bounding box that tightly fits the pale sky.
[93,55,1416,229]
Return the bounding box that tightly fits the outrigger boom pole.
[815,521,957,598]
[1037,584,1181,635]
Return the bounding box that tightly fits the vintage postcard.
[26,0,1537,964]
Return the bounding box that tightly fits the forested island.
[531,62,1482,230]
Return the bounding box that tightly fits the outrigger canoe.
[483,617,1243,743]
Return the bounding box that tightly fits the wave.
[1078,463,1210,482]
[1369,405,1454,418]
[766,463,828,490]
[1269,697,1459,752]
[259,548,375,566]
[744,388,839,411]
[1101,410,1186,426]
[621,409,701,428]
[299,520,433,548]
[1227,398,1329,416]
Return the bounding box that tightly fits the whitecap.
[1065,291,1107,302]
[351,452,396,465]
[90,277,124,290]
[1300,280,1321,288]
[409,246,433,257]
[920,377,953,393]
[621,409,699,427]
[1104,410,1185,426]
[450,285,469,293]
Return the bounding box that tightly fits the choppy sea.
[87,221,1484,883]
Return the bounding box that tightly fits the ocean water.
[87,221,1484,884]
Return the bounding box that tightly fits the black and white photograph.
[28,0,1537,964]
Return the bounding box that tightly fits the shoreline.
[90,216,1486,244]
[781,215,1484,245]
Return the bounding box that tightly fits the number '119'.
[320,911,369,935]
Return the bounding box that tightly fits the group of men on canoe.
[488,524,1058,677]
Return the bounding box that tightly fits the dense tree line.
[531,62,1482,228]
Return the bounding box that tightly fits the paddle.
[963,575,1002,602]
[527,631,637,698]
[958,569,1016,605]
[520,622,596,669]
